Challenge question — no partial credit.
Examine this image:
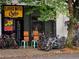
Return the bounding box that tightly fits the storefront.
[2,5,56,46]
[2,5,24,43]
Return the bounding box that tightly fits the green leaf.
[21,0,68,21]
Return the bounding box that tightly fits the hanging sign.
[4,6,23,18]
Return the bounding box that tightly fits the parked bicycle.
[73,28,79,47]
[38,34,66,51]
[0,33,18,49]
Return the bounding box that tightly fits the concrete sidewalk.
[0,48,79,58]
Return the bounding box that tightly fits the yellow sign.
[4,20,13,26]
[4,6,23,18]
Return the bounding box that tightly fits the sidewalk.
[0,47,79,58]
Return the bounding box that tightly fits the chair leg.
[26,42,28,48]
[31,40,38,48]
[34,41,36,48]
[24,41,26,48]
[21,41,29,48]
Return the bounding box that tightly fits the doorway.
[14,18,24,43]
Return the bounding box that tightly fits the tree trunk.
[66,22,75,48]
[66,0,75,48]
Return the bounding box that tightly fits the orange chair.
[23,31,29,42]
[21,31,29,48]
[24,37,29,42]
[24,31,29,37]
[33,31,39,40]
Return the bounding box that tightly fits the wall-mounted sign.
[4,6,23,18]
[4,18,13,31]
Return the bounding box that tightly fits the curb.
[0,48,79,58]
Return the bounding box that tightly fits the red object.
[4,26,13,31]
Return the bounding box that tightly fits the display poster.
[4,18,13,31]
